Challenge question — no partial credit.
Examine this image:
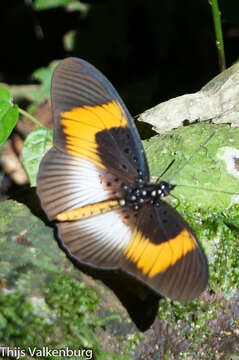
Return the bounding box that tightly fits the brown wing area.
[121,201,208,302]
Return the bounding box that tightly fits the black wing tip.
[53,57,98,79]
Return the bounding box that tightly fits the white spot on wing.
[37,147,116,219]
[59,210,132,267]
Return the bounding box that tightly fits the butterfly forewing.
[51,57,149,182]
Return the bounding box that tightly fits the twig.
[210,0,226,71]
[18,107,45,128]
[0,83,41,102]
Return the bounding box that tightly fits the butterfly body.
[121,179,175,210]
[37,57,208,318]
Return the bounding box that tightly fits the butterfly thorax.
[121,180,175,211]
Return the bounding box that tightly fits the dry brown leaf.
[138,62,239,133]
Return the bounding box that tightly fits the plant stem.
[18,107,46,128]
[210,0,226,71]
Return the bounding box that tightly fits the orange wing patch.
[56,199,121,221]
[124,228,197,277]
[60,101,128,168]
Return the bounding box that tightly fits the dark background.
[1,0,239,116]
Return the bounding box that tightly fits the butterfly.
[37,57,208,324]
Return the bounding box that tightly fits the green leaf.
[30,61,59,104]
[66,1,90,12]
[33,0,69,10]
[0,87,19,146]
[22,127,53,187]
[63,30,76,51]
[144,122,239,212]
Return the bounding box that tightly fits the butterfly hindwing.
[121,201,208,302]
[37,147,135,268]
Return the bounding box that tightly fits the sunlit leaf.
[0,87,19,146]
[66,1,90,12]
[63,30,77,51]
[22,127,53,187]
[33,0,69,11]
[30,61,59,104]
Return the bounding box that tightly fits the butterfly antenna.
[167,132,215,183]
[176,184,239,196]
[155,159,175,183]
